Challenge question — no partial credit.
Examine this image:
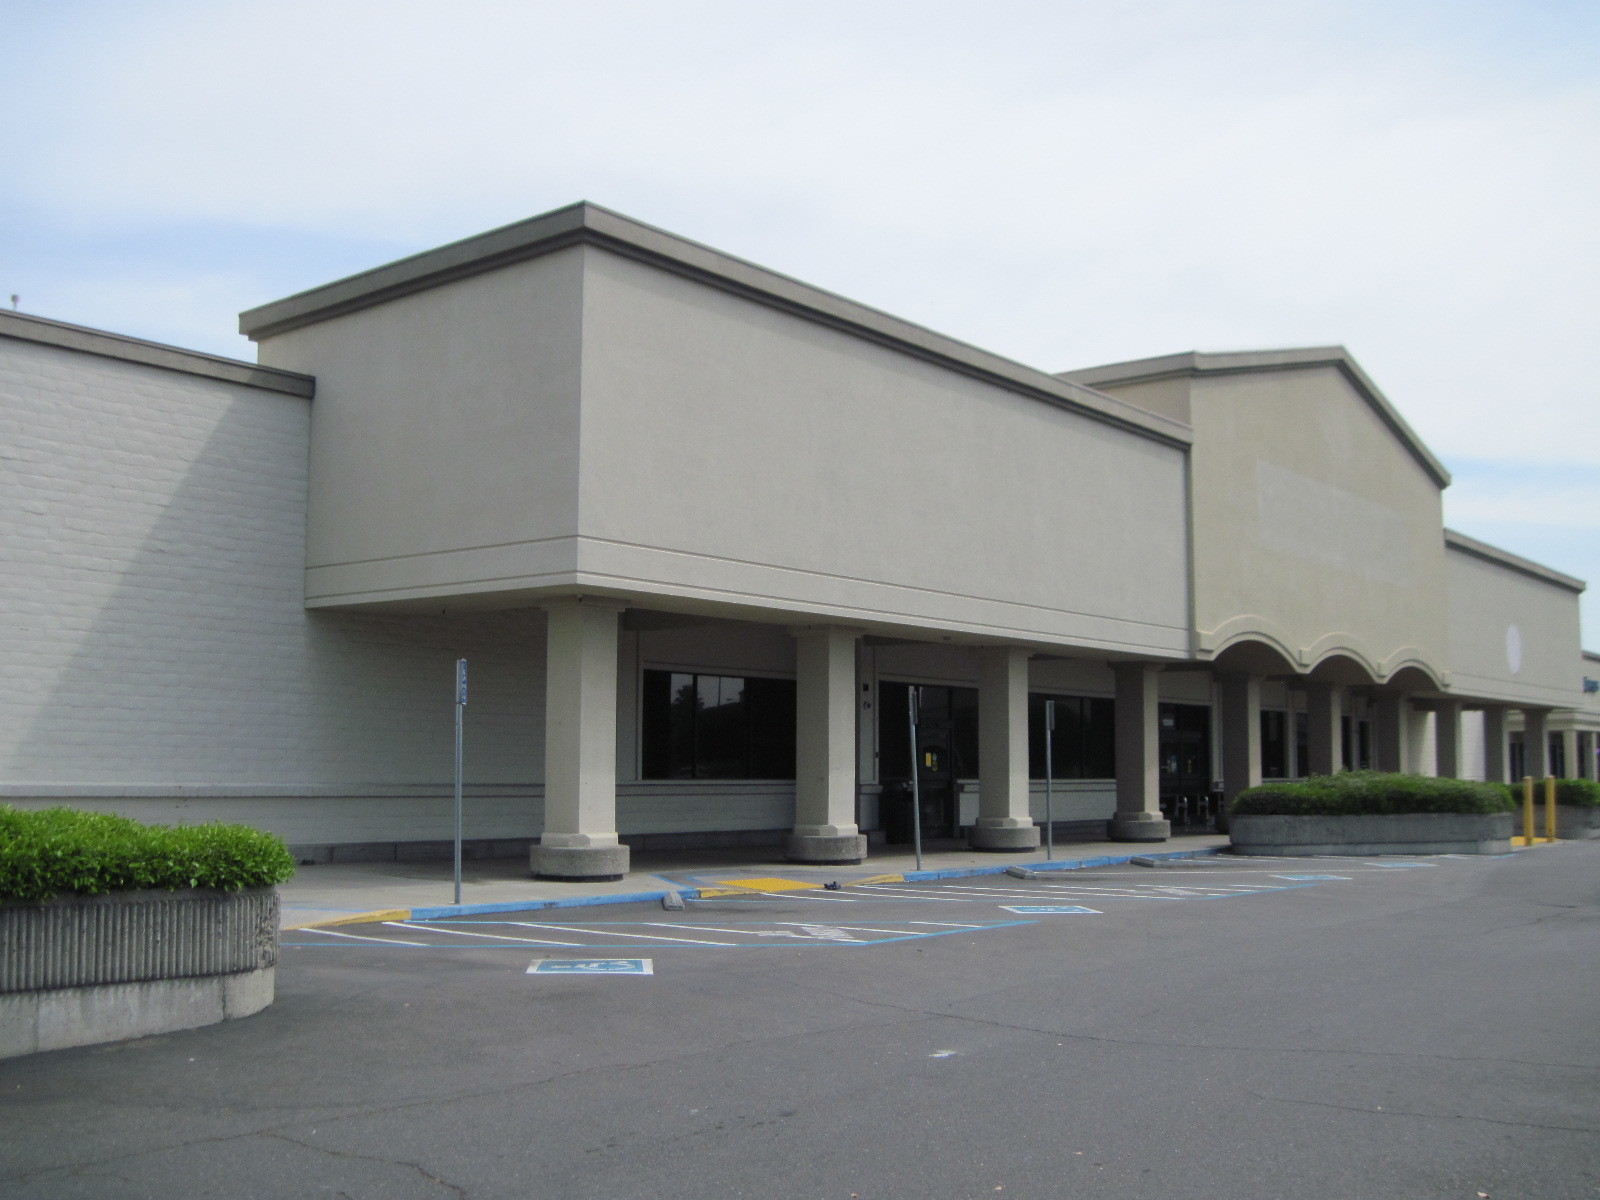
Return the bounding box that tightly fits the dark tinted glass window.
[1083,697,1115,778]
[747,676,797,779]
[879,681,912,782]
[950,687,980,778]
[1028,693,1116,779]
[1261,710,1287,778]
[1294,711,1309,777]
[640,670,795,780]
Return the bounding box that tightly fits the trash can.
[880,780,914,844]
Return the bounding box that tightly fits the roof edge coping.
[0,309,314,398]
[1058,346,1449,488]
[1445,528,1586,593]
[237,201,1191,448]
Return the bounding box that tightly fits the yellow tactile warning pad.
[711,876,823,893]
[693,873,909,898]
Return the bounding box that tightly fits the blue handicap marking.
[528,958,654,975]
[1272,874,1349,881]
[999,905,1101,915]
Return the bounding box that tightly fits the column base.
[967,821,1040,852]
[531,843,630,882]
[1107,813,1171,843]
[784,833,867,865]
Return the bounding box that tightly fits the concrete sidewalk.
[278,833,1232,929]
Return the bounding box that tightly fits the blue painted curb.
[898,845,1223,883]
[409,889,704,921]
[399,846,1227,921]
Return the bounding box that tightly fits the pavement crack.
[1244,1090,1600,1134]
[265,1131,469,1197]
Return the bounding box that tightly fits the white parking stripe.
[387,922,586,947]
[504,921,738,947]
[312,927,432,946]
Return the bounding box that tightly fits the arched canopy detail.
[1383,662,1447,693]
[1210,636,1300,677]
[1306,650,1381,686]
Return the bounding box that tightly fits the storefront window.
[641,670,796,779]
[1028,693,1116,779]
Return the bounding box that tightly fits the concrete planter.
[1230,811,1513,856]
[1555,806,1600,840]
[0,886,279,1059]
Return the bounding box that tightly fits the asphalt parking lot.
[4,846,1598,1200]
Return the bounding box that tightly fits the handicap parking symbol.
[528,958,654,975]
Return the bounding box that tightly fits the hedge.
[1553,778,1600,808]
[1231,772,1514,818]
[0,807,296,904]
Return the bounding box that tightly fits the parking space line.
[312,927,432,947]
[387,921,587,946]
[507,921,739,947]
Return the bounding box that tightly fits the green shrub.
[0,807,295,904]
[1553,778,1600,808]
[1231,772,1515,817]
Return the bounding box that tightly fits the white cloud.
[5,0,1598,472]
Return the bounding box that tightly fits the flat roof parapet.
[1444,529,1586,593]
[238,202,1191,449]
[1059,346,1450,489]
[0,309,314,398]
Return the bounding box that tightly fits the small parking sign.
[528,958,654,975]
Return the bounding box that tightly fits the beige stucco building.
[2,203,1593,879]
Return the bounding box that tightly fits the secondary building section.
[1,202,1592,873]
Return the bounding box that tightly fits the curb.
[285,846,1226,930]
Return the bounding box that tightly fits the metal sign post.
[454,658,467,905]
[1044,699,1055,862]
[907,685,924,872]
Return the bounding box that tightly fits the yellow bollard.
[1545,775,1558,841]
[1521,776,1535,846]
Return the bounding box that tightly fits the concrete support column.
[1434,701,1463,780]
[1482,706,1509,784]
[971,647,1040,852]
[1374,693,1409,774]
[1305,683,1344,776]
[1406,708,1434,775]
[1523,709,1551,779]
[1580,732,1597,781]
[787,627,867,864]
[1559,729,1578,780]
[533,598,630,882]
[1109,663,1170,843]
[1219,674,1262,810]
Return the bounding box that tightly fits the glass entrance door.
[1159,702,1211,824]
[879,682,978,839]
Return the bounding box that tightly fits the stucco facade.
[2,202,1593,875]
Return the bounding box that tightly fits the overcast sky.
[4,0,1597,646]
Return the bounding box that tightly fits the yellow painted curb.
[284,908,413,931]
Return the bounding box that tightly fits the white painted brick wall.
[1,337,549,841]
